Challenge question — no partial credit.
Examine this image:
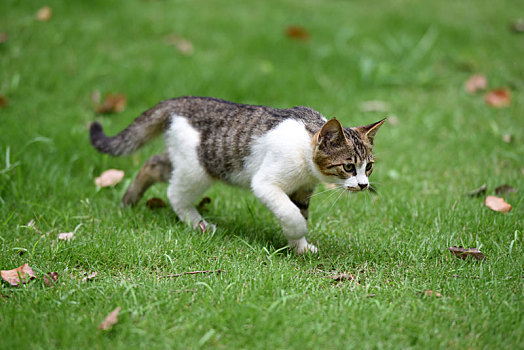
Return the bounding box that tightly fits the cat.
[90,96,385,254]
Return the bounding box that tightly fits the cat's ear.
[318,118,346,147]
[355,118,386,145]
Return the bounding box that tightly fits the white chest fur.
[231,119,318,194]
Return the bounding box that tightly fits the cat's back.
[166,97,326,182]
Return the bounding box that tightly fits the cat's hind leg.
[165,116,214,233]
[121,152,172,207]
[167,168,214,233]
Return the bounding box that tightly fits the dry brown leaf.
[43,272,59,287]
[285,25,311,42]
[485,88,511,108]
[95,169,124,187]
[464,74,487,94]
[448,246,486,261]
[165,34,194,56]
[36,7,52,22]
[326,273,355,282]
[58,232,74,241]
[1,263,37,286]
[467,183,487,197]
[485,195,512,213]
[96,93,127,114]
[423,289,443,297]
[98,307,121,330]
[495,184,517,195]
[0,33,7,44]
[0,95,8,108]
[82,271,98,282]
[146,197,167,210]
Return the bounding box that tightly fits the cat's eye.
[366,162,373,171]
[343,164,355,173]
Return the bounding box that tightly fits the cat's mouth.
[346,185,367,192]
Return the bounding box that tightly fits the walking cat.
[90,96,385,254]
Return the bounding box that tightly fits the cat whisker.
[309,186,339,198]
[327,187,347,211]
[320,186,344,205]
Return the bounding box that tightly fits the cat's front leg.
[251,180,317,254]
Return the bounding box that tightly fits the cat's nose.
[358,183,368,190]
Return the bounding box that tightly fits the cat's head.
[312,118,385,191]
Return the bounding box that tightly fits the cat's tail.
[90,100,173,156]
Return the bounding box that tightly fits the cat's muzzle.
[347,184,368,192]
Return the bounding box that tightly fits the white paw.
[297,243,318,255]
[289,238,318,255]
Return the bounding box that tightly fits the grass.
[1,0,523,348]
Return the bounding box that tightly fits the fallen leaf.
[495,184,517,195]
[510,19,524,33]
[366,294,376,298]
[0,95,8,108]
[43,272,59,287]
[326,273,355,282]
[161,269,223,278]
[0,33,7,44]
[467,183,487,197]
[1,263,37,286]
[485,195,512,213]
[82,271,98,282]
[285,25,311,42]
[165,34,194,56]
[96,93,127,114]
[464,74,487,94]
[423,289,443,298]
[58,232,74,241]
[485,88,511,108]
[146,197,166,209]
[95,169,124,187]
[98,307,121,330]
[197,197,211,211]
[36,6,52,22]
[360,100,390,112]
[448,246,486,261]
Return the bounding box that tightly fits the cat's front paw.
[289,238,318,255]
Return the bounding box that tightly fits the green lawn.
[1,0,523,348]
